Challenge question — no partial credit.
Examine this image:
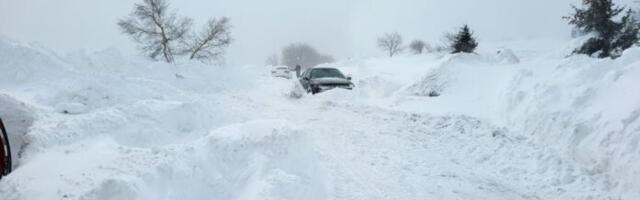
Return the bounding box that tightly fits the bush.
[409,40,426,54]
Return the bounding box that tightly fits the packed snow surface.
[0,37,639,200]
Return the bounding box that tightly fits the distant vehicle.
[299,67,354,94]
[0,117,11,179]
[271,66,292,79]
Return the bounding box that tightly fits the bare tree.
[377,32,403,57]
[409,40,426,54]
[433,32,455,53]
[184,18,232,63]
[281,43,334,68]
[118,0,192,63]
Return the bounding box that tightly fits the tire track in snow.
[293,101,538,200]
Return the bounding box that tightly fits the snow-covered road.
[298,103,533,200]
[1,38,639,199]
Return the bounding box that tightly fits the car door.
[0,117,11,178]
[299,69,312,90]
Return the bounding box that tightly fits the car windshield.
[310,68,345,79]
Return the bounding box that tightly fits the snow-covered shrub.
[494,48,520,64]
[406,67,450,97]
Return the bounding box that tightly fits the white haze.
[1,0,638,65]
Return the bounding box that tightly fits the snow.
[1,37,639,200]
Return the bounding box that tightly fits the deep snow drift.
[0,37,639,200]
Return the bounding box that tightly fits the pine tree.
[450,25,478,54]
[566,0,640,58]
[612,10,640,55]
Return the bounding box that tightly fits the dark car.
[299,67,354,94]
[0,118,11,178]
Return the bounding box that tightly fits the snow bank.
[0,95,34,168]
[315,42,640,199]
[494,48,520,64]
[394,45,640,199]
[393,53,517,122]
[150,120,326,200]
[0,38,326,200]
[1,120,325,200]
[506,48,640,199]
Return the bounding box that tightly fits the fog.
[2,0,637,65]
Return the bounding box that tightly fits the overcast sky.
[2,0,636,65]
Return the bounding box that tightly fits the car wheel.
[311,87,320,95]
[0,118,11,178]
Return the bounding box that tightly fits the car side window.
[303,70,311,78]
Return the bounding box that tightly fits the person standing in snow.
[295,64,302,78]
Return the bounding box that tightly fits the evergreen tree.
[450,25,478,54]
[613,10,640,55]
[566,0,640,58]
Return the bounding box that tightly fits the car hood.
[311,77,352,85]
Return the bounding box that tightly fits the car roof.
[310,67,338,70]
